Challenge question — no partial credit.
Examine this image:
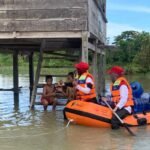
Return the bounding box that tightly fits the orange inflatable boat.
[64,100,150,128]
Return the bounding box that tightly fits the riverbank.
[0,66,73,75]
[106,63,150,74]
[0,53,74,75]
[0,65,149,75]
[0,53,149,75]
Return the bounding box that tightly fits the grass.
[0,53,74,75]
[0,53,149,75]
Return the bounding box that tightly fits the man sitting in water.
[41,75,57,111]
[102,66,134,129]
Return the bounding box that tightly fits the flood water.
[0,74,149,150]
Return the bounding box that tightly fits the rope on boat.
[66,119,74,128]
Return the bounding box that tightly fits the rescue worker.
[73,61,97,103]
[102,66,134,129]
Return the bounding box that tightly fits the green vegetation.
[0,53,74,75]
[0,54,28,74]
[0,31,149,75]
[106,31,150,73]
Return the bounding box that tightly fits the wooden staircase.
[30,40,77,109]
[30,40,46,109]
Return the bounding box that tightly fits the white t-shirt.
[76,77,93,94]
[116,85,132,114]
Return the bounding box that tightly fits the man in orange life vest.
[102,66,134,129]
[73,62,97,103]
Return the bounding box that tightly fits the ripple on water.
[0,74,149,150]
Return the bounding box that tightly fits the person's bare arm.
[42,85,47,97]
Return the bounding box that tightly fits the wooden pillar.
[29,52,34,101]
[13,51,19,108]
[30,40,46,109]
[13,51,19,93]
[81,31,89,62]
[14,93,19,110]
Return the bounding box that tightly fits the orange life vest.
[110,77,134,107]
[76,72,96,101]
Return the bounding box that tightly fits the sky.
[107,0,150,43]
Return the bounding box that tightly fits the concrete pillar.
[81,31,89,62]
[98,51,106,96]
[92,40,98,94]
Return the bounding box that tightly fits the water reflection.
[0,74,149,150]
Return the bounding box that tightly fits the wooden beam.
[98,45,116,50]
[42,66,73,69]
[13,51,19,94]
[0,45,79,52]
[36,84,45,88]
[40,74,67,77]
[29,52,34,102]
[47,52,79,58]
[30,40,46,108]
[0,45,39,50]
[14,92,19,110]
[0,31,82,39]
[13,51,19,108]
[34,102,66,106]
[88,42,96,51]
[0,86,22,91]
[0,88,14,91]
[43,56,77,61]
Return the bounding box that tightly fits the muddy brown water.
[0,74,149,150]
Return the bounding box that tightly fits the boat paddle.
[103,99,136,136]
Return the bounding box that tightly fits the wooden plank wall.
[88,0,107,44]
[0,0,88,32]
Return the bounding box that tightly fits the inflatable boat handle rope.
[66,119,74,128]
[103,99,136,136]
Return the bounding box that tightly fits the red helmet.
[107,66,125,75]
[75,62,89,73]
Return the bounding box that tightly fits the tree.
[106,31,150,73]
[133,32,150,72]
[114,31,140,64]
